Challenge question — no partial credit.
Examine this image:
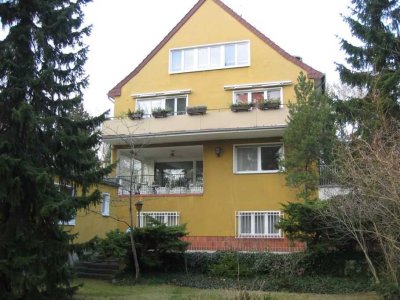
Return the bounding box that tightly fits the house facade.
[72,0,324,252]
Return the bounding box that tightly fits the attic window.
[169,40,250,73]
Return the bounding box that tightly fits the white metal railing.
[105,175,203,196]
[319,165,339,186]
[137,211,180,228]
[235,211,282,238]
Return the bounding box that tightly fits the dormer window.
[170,41,250,73]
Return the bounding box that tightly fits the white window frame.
[101,193,110,217]
[169,40,250,73]
[136,96,188,117]
[233,87,283,106]
[233,143,284,174]
[235,211,283,238]
[138,211,180,228]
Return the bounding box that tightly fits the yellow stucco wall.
[77,0,316,242]
[105,138,297,237]
[113,0,306,117]
[66,184,121,243]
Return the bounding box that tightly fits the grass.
[74,279,379,300]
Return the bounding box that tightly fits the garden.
[73,223,379,300]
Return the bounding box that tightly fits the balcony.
[319,165,348,200]
[113,174,203,196]
[319,165,339,186]
[102,107,288,145]
[113,145,203,196]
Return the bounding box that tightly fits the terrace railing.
[319,165,340,186]
[106,174,203,196]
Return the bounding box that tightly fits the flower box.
[128,109,144,120]
[257,100,281,110]
[187,105,207,115]
[152,108,170,118]
[230,103,253,112]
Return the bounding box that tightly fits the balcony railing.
[106,175,203,196]
[319,165,339,186]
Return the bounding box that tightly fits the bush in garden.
[77,219,189,273]
[208,252,252,278]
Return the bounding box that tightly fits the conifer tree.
[283,72,336,200]
[336,0,400,134]
[0,1,110,299]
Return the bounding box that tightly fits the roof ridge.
[108,0,323,99]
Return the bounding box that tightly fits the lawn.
[74,279,379,300]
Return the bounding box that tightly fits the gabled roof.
[107,0,324,99]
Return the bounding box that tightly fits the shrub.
[97,229,129,259]
[252,252,307,278]
[129,219,189,272]
[76,220,189,274]
[209,252,252,278]
[184,251,219,274]
[375,281,400,300]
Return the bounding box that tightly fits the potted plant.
[257,99,281,110]
[186,105,207,115]
[128,109,145,120]
[152,107,170,118]
[230,102,253,112]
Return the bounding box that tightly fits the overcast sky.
[82,0,353,116]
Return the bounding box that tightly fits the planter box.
[152,111,169,118]
[128,112,144,120]
[230,104,252,112]
[187,106,207,115]
[257,102,281,110]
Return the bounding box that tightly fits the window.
[101,193,110,216]
[170,41,250,73]
[236,211,282,238]
[137,96,187,117]
[234,144,283,173]
[233,88,282,105]
[138,212,179,228]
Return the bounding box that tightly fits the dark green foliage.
[208,252,251,278]
[283,72,336,200]
[81,222,189,274]
[336,0,400,135]
[278,201,355,253]
[96,229,128,260]
[374,281,400,300]
[0,1,112,299]
[184,251,220,274]
[165,273,373,294]
[132,219,189,272]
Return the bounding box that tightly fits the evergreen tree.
[283,72,336,200]
[0,1,111,299]
[336,0,400,135]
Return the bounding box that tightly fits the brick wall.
[182,236,305,252]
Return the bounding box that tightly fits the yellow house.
[75,0,324,252]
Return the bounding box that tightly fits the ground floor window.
[138,211,180,228]
[236,211,282,238]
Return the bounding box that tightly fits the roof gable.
[108,0,323,98]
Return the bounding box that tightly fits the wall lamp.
[135,200,143,227]
[214,146,223,157]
